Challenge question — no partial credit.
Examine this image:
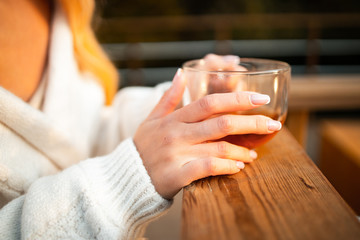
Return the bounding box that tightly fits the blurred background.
[93,0,360,239]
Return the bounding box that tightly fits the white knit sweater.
[0,4,172,240]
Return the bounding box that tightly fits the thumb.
[148,69,186,120]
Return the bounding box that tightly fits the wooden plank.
[289,75,360,110]
[182,128,360,240]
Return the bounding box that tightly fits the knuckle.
[161,130,178,146]
[199,95,217,113]
[254,116,266,133]
[205,157,217,175]
[161,152,172,164]
[234,92,244,105]
[235,146,250,162]
[168,155,179,165]
[217,141,229,158]
[245,149,252,159]
[217,115,233,133]
[242,150,252,162]
[226,161,236,172]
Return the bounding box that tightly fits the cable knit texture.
[0,2,172,239]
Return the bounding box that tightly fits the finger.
[203,54,238,70]
[147,68,186,120]
[191,141,257,163]
[181,157,244,185]
[203,54,235,70]
[203,54,247,71]
[184,114,282,143]
[172,91,270,123]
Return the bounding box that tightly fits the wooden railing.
[182,128,360,240]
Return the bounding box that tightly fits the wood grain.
[182,128,360,240]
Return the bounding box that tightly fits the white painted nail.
[249,150,258,160]
[223,55,240,65]
[236,161,245,169]
[175,68,182,77]
[250,94,270,105]
[267,120,282,131]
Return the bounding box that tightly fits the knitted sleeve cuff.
[78,138,173,238]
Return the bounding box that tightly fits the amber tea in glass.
[182,58,290,149]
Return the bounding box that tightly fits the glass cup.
[182,57,291,149]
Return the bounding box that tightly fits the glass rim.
[182,57,291,75]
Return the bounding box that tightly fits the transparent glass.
[182,58,291,149]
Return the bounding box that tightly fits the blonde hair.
[58,0,118,105]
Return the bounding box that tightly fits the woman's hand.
[133,68,281,200]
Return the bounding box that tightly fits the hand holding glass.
[183,57,290,149]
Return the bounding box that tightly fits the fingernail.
[236,161,245,169]
[250,94,270,105]
[223,55,240,65]
[175,68,182,78]
[205,54,217,61]
[249,150,258,160]
[267,120,282,131]
[172,68,183,87]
